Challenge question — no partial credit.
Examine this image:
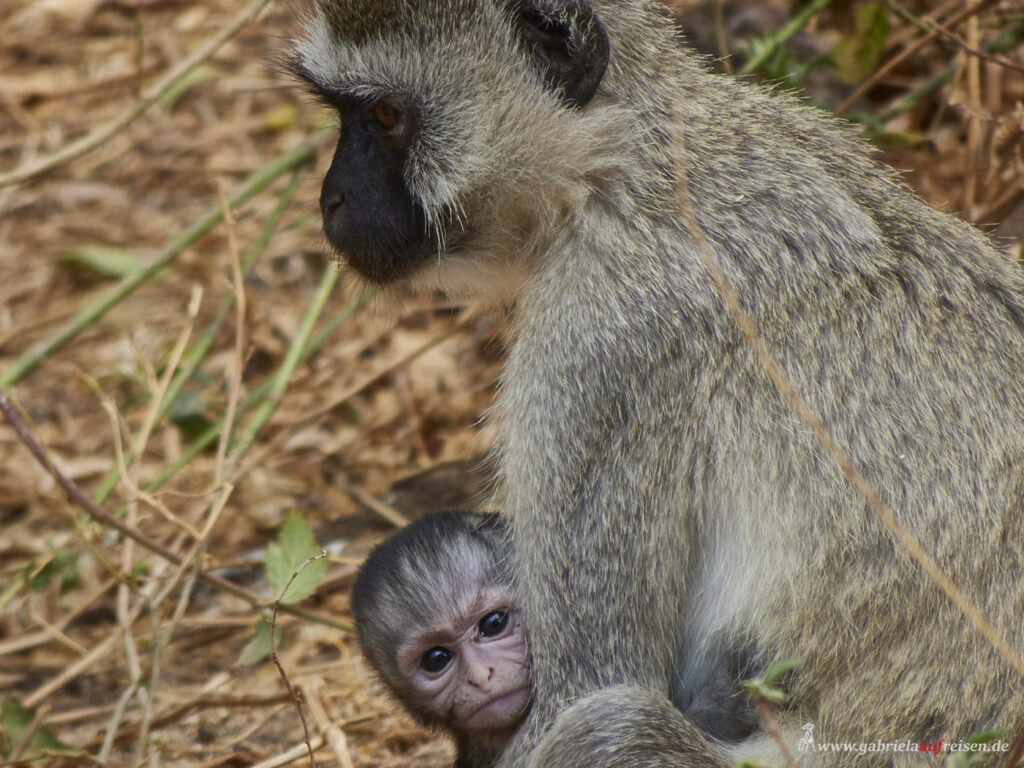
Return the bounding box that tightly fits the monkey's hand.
[502,686,731,768]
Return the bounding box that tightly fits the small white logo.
[797,723,815,752]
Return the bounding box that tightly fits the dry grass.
[0,0,1021,766]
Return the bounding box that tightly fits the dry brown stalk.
[0,0,277,188]
[0,389,349,632]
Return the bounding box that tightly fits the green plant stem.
[229,263,341,462]
[0,142,316,389]
[141,291,368,494]
[92,167,307,504]
[739,0,834,76]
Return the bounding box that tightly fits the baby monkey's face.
[397,583,530,733]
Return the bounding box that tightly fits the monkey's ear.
[512,0,609,108]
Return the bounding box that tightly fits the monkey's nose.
[320,183,345,215]
[466,664,494,691]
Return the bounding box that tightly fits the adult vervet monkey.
[292,0,1024,764]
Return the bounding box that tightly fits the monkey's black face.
[294,0,612,288]
[319,96,432,283]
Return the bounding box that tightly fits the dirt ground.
[0,0,1022,766]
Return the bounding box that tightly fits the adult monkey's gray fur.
[292,0,1024,764]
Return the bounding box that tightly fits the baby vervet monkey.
[351,511,756,768]
[351,511,530,768]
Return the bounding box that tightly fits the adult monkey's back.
[292,0,1024,764]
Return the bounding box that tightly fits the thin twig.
[249,737,327,768]
[228,263,341,461]
[270,553,330,768]
[964,9,982,212]
[0,0,277,188]
[103,371,148,763]
[885,0,959,48]
[93,166,308,504]
[238,309,474,479]
[340,482,410,529]
[99,677,142,763]
[923,16,1024,75]
[303,679,355,768]
[136,484,235,767]
[0,579,116,657]
[833,0,1000,117]
[754,700,799,768]
[3,748,102,766]
[86,360,203,539]
[879,20,1024,132]
[7,703,50,761]
[75,693,292,750]
[215,181,248,481]
[0,388,350,632]
[24,600,144,710]
[139,292,369,498]
[24,600,88,657]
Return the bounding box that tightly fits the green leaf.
[29,549,81,595]
[943,727,1010,766]
[262,102,301,132]
[1,696,72,757]
[264,511,327,604]
[2,696,33,745]
[763,656,804,686]
[741,677,787,703]
[742,656,803,707]
[60,246,142,278]
[963,729,1007,745]
[237,618,279,665]
[833,4,890,85]
[167,391,213,439]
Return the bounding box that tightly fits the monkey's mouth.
[462,687,531,730]
[324,211,435,285]
[326,206,465,286]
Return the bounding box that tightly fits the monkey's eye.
[420,646,454,674]
[374,100,400,131]
[519,8,571,47]
[478,610,510,638]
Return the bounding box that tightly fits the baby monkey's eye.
[420,646,454,674]
[374,99,400,130]
[478,610,510,638]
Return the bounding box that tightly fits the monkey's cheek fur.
[460,687,532,731]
